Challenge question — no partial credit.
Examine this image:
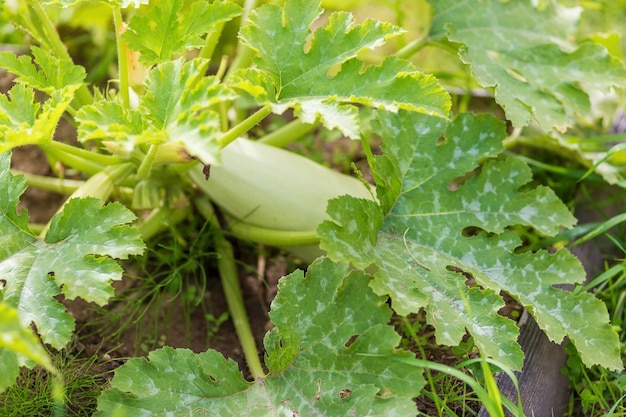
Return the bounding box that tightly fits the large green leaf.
[318,110,622,371]
[45,0,147,8]
[122,0,242,66]
[0,153,145,349]
[430,0,626,130]
[233,0,450,139]
[96,258,424,416]
[77,58,236,164]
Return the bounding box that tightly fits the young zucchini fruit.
[189,138,374,242]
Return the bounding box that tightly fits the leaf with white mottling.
[430,0,626,130]
[233,0,450,138]
[319,110,622,370]
[0,153,145,349]
[97,258,424,416]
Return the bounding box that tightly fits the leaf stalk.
[227,219,320,246]
[12,169,83,194]
[217,105,272,148]
[258,119,317,148]
[25,0,93,108]
[113,6,131,109]
[195,197,266,379]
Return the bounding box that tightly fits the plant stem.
[217,106,272,148]
[51,373,66,417]
[394,37,430,60]
[258,119,317,148]
[223,0,258,82]
[39,163,134,238]
[113,6,131,109]
[195,197,265,379]
[12,169,83,194]
[41,144,105,176]
[137,144,158,179]
[25,0,93,108]
[48,141,124,166]
[137,204,191,242]
[227,219,319,246]
[198,21,226,60]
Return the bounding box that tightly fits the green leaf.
[76,98,147,155]
[122,0,242,66]
[0,46,86,94]
[233,0,450,139]
[318,110,622,370]
[0,153,145,349]
[96,258,424,416]
[77,58,236,164]
[45,0,147,8]
[0,302,55,393]
[430,0,626,130]
[0,84,78,153]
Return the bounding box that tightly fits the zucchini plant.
[0,0,624,415]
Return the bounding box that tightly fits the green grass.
[563,255,626,417]
[395,313,523,416]
[0,347,111,417]
[83,214,222,354]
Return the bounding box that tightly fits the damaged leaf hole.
[448,167,482,191]
[339,388,352,399]
[343,334,358,349]
[446,265,476,287]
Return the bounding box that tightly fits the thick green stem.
[12,169,83,194]
[394,35,451,60]
[51,374,66,417]
[198,21,226,60]
[45,141,124,166]
[41,145,105,176]
[223,0,258,82]
[258,120,317,148]
[39,163,134,238]
[218,106,272,148]
[41,140,124,176]
[195,197,265,379]
[113,6,131,109]
[25,0,93,108]
[394,37,429,60]
[137,144,158,179]
[137,204,191,242]
[227,218,319,246]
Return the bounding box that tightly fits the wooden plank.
[477,310,569,417]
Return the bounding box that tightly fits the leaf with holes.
[96,258,424,416]
[232,0,450,139]
[0,152,145,349]
[430,0,626,130]
[318,110,622,371]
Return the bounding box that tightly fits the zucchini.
[189,138,374,233]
